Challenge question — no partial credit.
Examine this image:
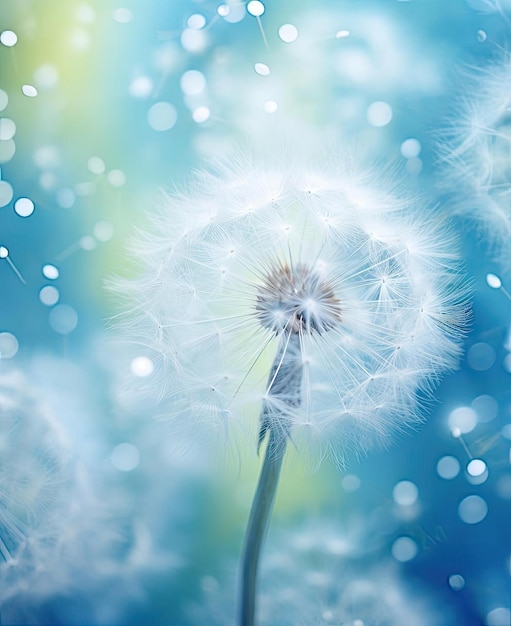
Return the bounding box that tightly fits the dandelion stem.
[239,332,301,626]
[239,427,287,626]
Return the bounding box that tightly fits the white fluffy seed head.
[111,149,469,466]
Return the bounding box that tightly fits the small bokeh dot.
[448,574,465,591]
[110,443,140,472]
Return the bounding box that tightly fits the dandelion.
[114,152,467,459]
[0,369,79,600]
[0,360,151,624]
[439,53,511,268]
[113,148,468,625]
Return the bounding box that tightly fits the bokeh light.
[437,455,461,480]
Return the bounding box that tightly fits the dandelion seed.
[247,1,268,48]
[0,246,27,284]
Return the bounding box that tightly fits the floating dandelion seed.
[486,272,511,301]
[113,148,469,625]
[0,246,26,284]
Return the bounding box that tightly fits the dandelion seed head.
[112,148,469,465]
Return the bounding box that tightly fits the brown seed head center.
[255,263,341,335]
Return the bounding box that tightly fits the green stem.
[239,428,287,626]
[239,332,302,625]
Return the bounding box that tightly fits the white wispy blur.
[186,517,460,625]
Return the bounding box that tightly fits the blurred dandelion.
[0,367,97,620]
[0,361,158,625]
[112,146,469,624]
[439,53,511,269]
